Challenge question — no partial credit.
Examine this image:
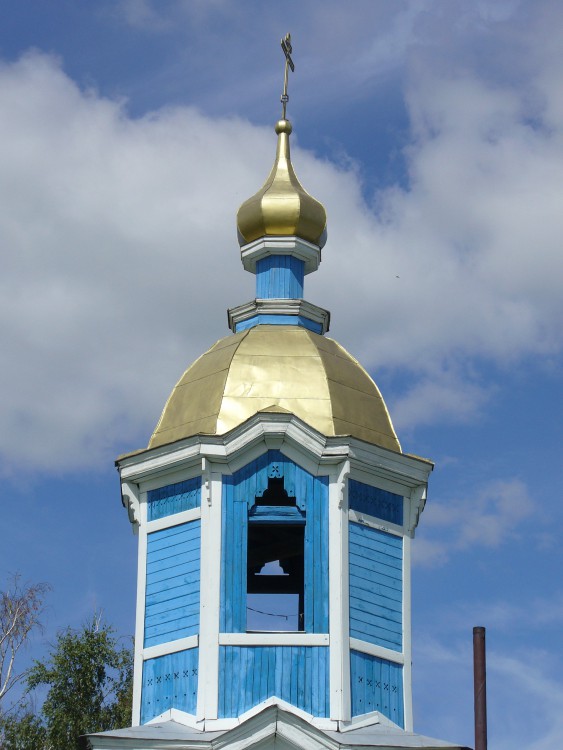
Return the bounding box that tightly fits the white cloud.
[414,636,563,750]
[1,3,563,473]
[413,478,533,566]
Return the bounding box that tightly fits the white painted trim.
[349,638,404,665]
[240,235,321,275]
[121,480,140,529]
[407,484,427,537]
[142,635,199,661]
[227,298,330,335]
[131,490,148,726]
[145,506,201,534]
[118,413,432,492]
[348,509,404,538]
[276,712,340,747]
[239,696,314,725]
[120,446,203,483]
[218,633,329,647]
[145,707,203,729]
[338,708,402,732]
[402,533,413,731]
[329,461,351,721]
[202,696,339,734]
[197,469,222,721]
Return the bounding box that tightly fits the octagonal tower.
[86,35,469,750]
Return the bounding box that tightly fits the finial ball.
[275,119,292,135]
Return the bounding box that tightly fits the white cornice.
[117,413,432,504]
[240,236,321,275]
[227,298,330,334]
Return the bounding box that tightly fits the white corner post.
[197,460,223,721]
[329,460,351,721]
[131,486,147,726]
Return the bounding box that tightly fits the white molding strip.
[145,506,201,534]
[197,469,222,721]
[348,509,404,538]
[142,634,199,661]
[131,491,148,726]
[402,533,413,731]
[118,413,432,492]
[240,235,321,275]
[329,461,351,721]
[218,633,329,647]
[349,638,405,666]
[146,708,203,729]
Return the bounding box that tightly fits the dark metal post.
[473,626,487,750]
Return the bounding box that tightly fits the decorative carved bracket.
[121,481,140,531]
[337,460,351,509]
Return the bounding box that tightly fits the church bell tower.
[92,34,468,750]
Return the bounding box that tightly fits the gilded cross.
[280,32,294,119]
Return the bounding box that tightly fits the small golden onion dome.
[236,120,327,248]
[149,326,400,452]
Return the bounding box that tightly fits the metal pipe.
[473,626,488,750]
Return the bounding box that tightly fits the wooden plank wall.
[348,479,403,525]
[218,646,329,718]
[350,649,403,727]
[147,477,201,521]
[349,522,402,651]
[144,520,201,647]
[220,450,329,633]
[256,255,304,299]
[141,647,199,723]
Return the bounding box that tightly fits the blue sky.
[1,2,562,748]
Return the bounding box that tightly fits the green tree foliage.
[0,615,132,750]
[0,708,46,750]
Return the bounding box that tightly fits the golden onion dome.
[149,325,400,452]
[236,120,327,248]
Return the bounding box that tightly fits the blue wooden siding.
[350,650,403,727]
[141,647,199,723]
[256,255,304,298]
[144,520,200,647]
[218,646,329,718]
[220,450,329,633]
[349,479,403,526]
[235,314,322,334]
[349,522,402,651]
[147,477,201,521]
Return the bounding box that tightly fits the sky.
[0,1,562,747]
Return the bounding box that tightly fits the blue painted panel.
[220,476,247,633]
[350,650,403,727]
[349,479,403,526]
[256,255,304,298]
[349,522,402,651]
[304,473,329,633]
[141,647,199,723]
[218,646,329,718]
[235,315,323,334]
[220,451,329,633]
[147,477,201,521]
[144,520,200,647]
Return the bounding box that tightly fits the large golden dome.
[149,325,400,452]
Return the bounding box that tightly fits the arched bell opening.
[247,476,305,632]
